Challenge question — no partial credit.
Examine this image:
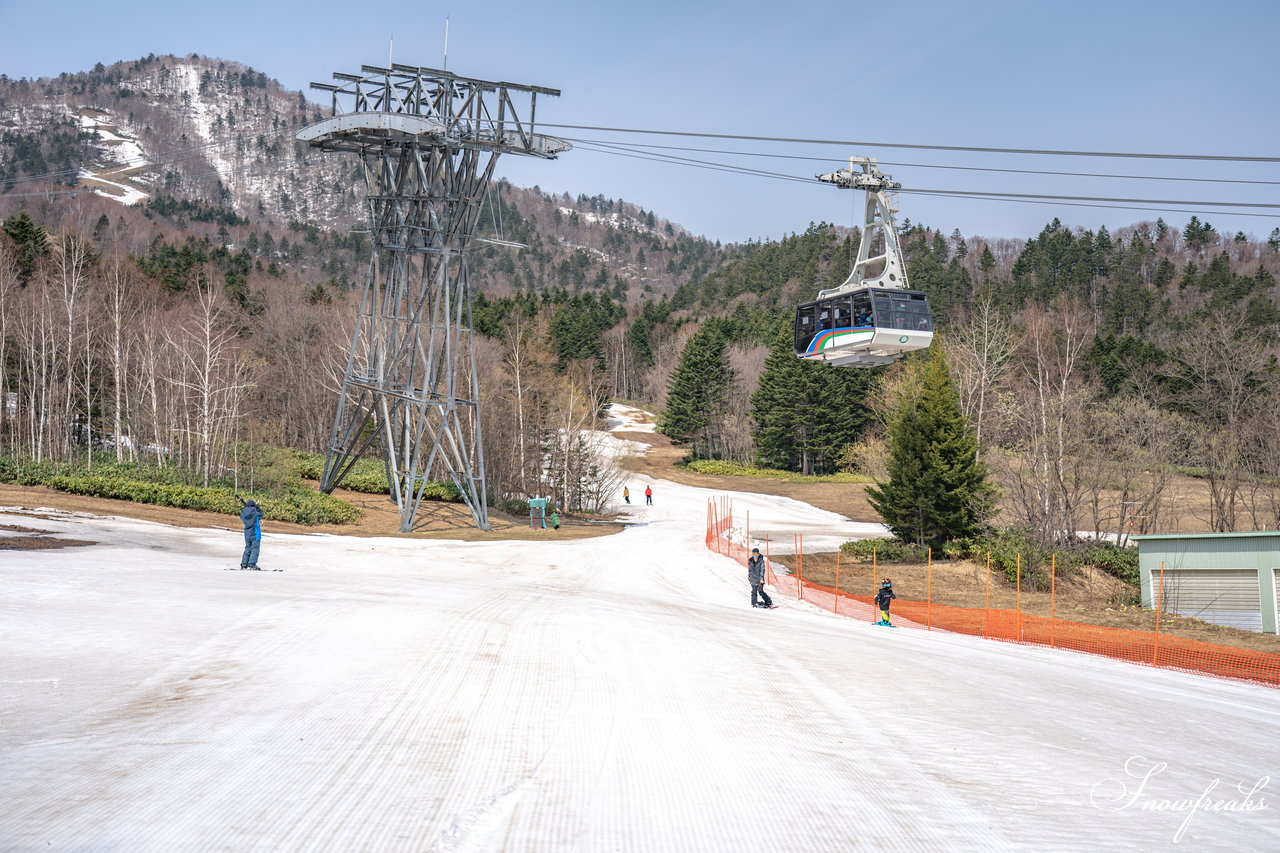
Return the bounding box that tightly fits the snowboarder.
[549,510,560,530]
[238,496,264,570]
[623,486,631,504]
[644,485,653,505]
[748,547,773,609]
[874,577,896,626]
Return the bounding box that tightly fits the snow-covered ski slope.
[1,465,1277,849]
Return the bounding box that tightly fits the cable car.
[794,156,933,367]
[795,288,934,367]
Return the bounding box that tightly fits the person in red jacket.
[644,485,653,505]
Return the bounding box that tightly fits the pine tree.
[2,211,50,285]
[658,319,734,456]
[866,347,996,547]
[750,322,873,475]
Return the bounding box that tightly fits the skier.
[238,496,264,570]
[874,577,896,626]
[623,486,631,504]
[748,547,773,609]
[644,485,653,505]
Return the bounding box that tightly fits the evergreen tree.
[2,211,49,284]
[658,319,734,456]
[978,245,997,280]
[866,347,996,547]
[750,322,873,474]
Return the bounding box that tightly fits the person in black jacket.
[748,548,773,609]
[874,578,896,626]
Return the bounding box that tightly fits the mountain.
[0,54,733,303]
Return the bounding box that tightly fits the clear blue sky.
[4,0,1278,244]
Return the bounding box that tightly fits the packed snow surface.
[1,445,1277,849]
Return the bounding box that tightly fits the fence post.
[765,535,773,585]
[872,546,878,623]
[834,549,841,615]
[927,546,933,631]
[984,550,991,639]
[746,510,750,557]
[1153,560,1166,666]
[1016,553,1022,643]
[798,534,804,601]
[1050,552,1056,648]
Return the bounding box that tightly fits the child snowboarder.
[874,577,896,626]
[748,547,773,609]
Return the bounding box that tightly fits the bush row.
[684,458,869,483]
[290,451,463,502]
[0,456,361,525]
[840,531,1140,589]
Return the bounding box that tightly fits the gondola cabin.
[794,287,933,367]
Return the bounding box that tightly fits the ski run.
[1,414,1276,851]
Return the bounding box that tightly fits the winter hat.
[246,499,257,506]
[751,548,760,554]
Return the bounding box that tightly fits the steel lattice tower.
[299,64,569,531]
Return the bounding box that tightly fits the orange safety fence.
[707,497,1280,689]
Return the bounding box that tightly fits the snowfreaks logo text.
[1089,756,1270,843]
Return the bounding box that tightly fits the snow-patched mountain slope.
[0,470,1275,850]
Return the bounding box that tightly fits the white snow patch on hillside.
[75,110,150,205]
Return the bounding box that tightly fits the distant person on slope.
[644,485,653,505]
[748,547,773,609]
[237,496,264,570]
[623,486,631,504]
[875,578,896,626]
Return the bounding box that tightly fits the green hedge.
[839,538,931,563]
[684,459,869,483]
[291,450,462,502]
[0,456,361,525]
[842,529,1139,589]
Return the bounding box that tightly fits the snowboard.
[226,566,284,572]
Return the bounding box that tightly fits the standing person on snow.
[748,547,773,609]
[644,485,653,505]
[238,497,264,570]
[623,486,631,504]
[875,578,896,626]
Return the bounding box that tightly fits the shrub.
[0,454,361,525]
[291,450,461,501]
[496,498,531,517]
[839,538,930,563]
[1077,541,1140,585]
[684,458,869,483]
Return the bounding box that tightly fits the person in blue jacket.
[238,496,264,570]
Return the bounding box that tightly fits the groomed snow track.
[1,479,1276,851]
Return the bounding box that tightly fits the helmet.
[751,548,760,554]
[881,578,891,586]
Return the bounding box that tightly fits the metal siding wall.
[1160,569,1262,631]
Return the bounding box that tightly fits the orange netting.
[707,497,1280,688]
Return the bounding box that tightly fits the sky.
[2,0,1278,244]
